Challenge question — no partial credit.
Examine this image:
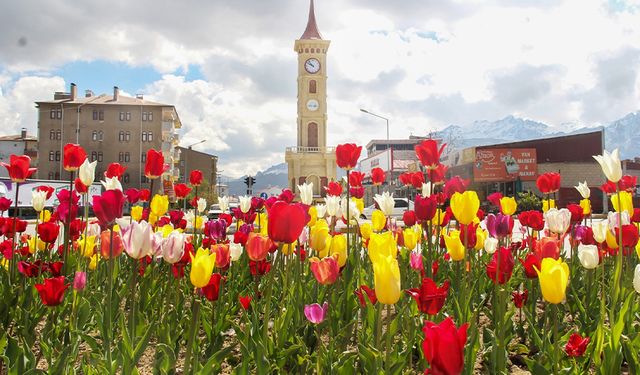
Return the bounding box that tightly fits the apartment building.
[0,129,38,179]
[35,83,181,191]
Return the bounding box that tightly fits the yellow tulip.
[307,206,318,227]
[150,194,169,217]
[611,191,633,215]
[542,199,556,213]
[352,197,364,215]
[1,258,8,270]
[475,227,487,251]
[78,235,97,258]
[499,196,517,216]
[131,206,143,222]
[373,255,401,305]
[360,222,373,240]
[88,254,99,270]
[368,231,398,263]
[328,234,347,267]
[535,257,569,304]
[310,220,330,253]
[431,208,446,226]
[189,247,217,288]
[450,191,479,225]
[282,241,297,256]
[148,213,158,226]
[160,224,174,238]
[636,239,640,258]
[606,228,618,249]
[371,210,386,232]
[39,209,51,223]
[403,227,418,251]
[580,199,591,216]
[258,212,268,236]
[443,229,465,261]
[27,236,46,254]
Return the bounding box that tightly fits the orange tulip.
[246,232,273,261]
[309,256,339,285]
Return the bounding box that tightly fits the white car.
[361,198,414,219]
[207,203,238,219]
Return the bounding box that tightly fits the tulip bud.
[574,181,590,199]
[324,196,340,218]
[593,149,622,183]
[218,196,230,212]
[79,159,97,187]
[484,237,498,254]
[577,244,599,269]
[297,182,314,205]
[239,195,252,214]
[374,192,395,216]
[197,198,207,213]
[73,271,87,291]
[229,242,243,262]
[31,190,47,212]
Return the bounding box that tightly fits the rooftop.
[36,93,172,107]
[300,0,323,40]
[0,134,37,141]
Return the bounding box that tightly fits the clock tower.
[285,0,337,196]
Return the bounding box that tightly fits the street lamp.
[360,108,391,185]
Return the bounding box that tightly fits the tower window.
[309,80,317,94]
[308,122,318,148]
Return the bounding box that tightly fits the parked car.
[360,198,414,219]
[207,203,238,220]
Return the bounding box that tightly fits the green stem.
[316,324,322,375]
[375,303,383,370]
[105,226,115,374]
[129,260,138,347]
[552,304,559,374]
[183,296,201,375]
[384,304,392,371]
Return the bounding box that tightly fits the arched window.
[307,122,318,148]
[309,80,316,94]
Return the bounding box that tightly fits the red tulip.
[1,154,36,182]
[55,189,79,225]
[614,224,639,248]
[428,164,448,185]
[567,204,584,224]
[124,188,141,204]
[63,144,87,172]
[34,276,69,306]
[536,172,561,194]
[405,277,450,315]
[144,149,165,179]
[325,181,342,196]
[139,189,151,202]
[249,260,271,276]
[399,172,413,187]
[246,232,272,261]
[415,194,437,221]
[278,189,295,203]
[600,181,617,195]
[173,183,192,199]
[443,176,469,198]
[519,253,541,279]
[402,210,417,227]
[239,295,252,310]
[0,197,12,211]
[410,172,425,189]
[211,244,230,269]
[37,221,60,243]
[534,237,561,260]
[487,192,503,207]
[422,317,468,375]
[190,170,204,186]
[518,210,545,231]
[415,140,446,169]
[309,256,339,285]
[371,167,386,185]
[618,175,637,192]
[512,289,528,308]
[74,178,88,194]
[486,247,514,284]
[335,143,362,170]
[565,333,590,357]
[349,171,365,187]
[36,185,55,200]
[92,189,125,227]
[18,261,41,277]
[267,201,308,243]
[350,186,364,199]
[105,163,126,179]
[354,285,377,307]
[201,273,223,302]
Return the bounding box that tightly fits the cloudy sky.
[1,0,639,177]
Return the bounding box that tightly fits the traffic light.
[244,176,256,187]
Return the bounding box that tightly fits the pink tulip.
[304,302,329,324]
[73,271,87,291]
[410,251,424,272]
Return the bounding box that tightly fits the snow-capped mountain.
[226,163,289,196]
[604,112,640,160]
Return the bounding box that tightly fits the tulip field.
[1,142,640,374]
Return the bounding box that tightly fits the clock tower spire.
[285,0,336,197]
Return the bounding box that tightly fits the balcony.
[285,146,335,154]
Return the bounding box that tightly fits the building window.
[148,132,153,142]
[126,112,131,121]
[119,131,125,142]
[98,131,103,141]
[118,152,124,162]
[123,173,130,183]
[92,131,98,141]
[125,131,130,142]
[56,130,61,140]
[50,109,56,119]
[119,112,125,121]
[56,109,62,119]
[97,152,103,162]
[49,130,55,140]
[148,112,153,121]
[309,80,317,93]
[48,172,54,180]
[55,151,60,161]
[141,152,146,162]
[99,110,104,121]
[124,152,130,162]
[141,175,149,183]
[142,112,147,121]
[55,172,60,180]
[91,151,98,161]
[142,132,147,142]
[93,110,98,120]
[49,151,54,161]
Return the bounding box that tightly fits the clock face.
[304,58,321,74]
[306,99,319,111]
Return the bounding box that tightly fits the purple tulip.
[205,219,227,241]
[304,302,329,324]
[73,271,87,291]
[485,213,514,239]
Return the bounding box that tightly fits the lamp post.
[360,108,391,189]
[183,139,206,209]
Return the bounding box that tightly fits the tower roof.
[300,0,323,40]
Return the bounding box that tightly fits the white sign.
[0,179,102,207]
[359,149,392,174]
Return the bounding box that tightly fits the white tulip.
[633,264,640,293]
[324,196,340,217]
[161,231,185,264]
[197,198,207,213]
[577,244,599,269]
[79,159,97,187]
[374,192,395,216]
[230,242,243,262]
[593,149,622,183]
[607,211,630,232]
[544,208,571,234]
[121,220,153,259]
[341,198,360,220]
[592,221,608,243]
[101,176,122,191]
[484,237,498,254]
[31,190,48,212]
[239,195,252,213]
[297,182,314,205]
[422,182,432,198]
[315,204,327,219]
[574,181,590,199]
[184,211,207,229]
[86,222,101,237]
[218,196,229,212]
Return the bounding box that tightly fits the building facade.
[36,84,181,191]
[176,146,218,199]
[285,0,337,197]
[0,129,38,179]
